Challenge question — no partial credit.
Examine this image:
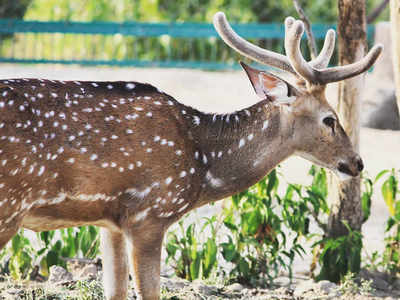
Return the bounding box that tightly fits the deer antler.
[213,12,383,85]
[213,12,296,74]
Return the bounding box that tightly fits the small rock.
[393,278,400,290]
[48,265,73,283]
[77,264,98,279]
[160,276,189,291]
[359,269,392,292]
[274,276,291,287]
[191,279,218,296]
[225,282,245,292]
[274,286,293,296]
[293,279,315,297]
[317,280,338,294]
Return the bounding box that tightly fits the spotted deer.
[0,12,381,300]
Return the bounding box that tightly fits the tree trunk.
[391,0,400,112]
[317,0,368,283]
[328,0,367,241]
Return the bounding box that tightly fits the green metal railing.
[0,19,374,70]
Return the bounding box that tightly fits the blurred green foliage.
[23,0,389,24]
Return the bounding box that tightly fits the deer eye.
[323,116,336,128]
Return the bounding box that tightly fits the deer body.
[0,78,298,232]
[0,12,382,300]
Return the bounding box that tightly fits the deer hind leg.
[0,226,20,250]
[100,228,129,300]
[0,215,23,250]
[125,225,164,300]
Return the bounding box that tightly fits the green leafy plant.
[7,230,35,280]
[315,221,363,283]
[165,166,375,286]
[220,169,308,286]
[36,226,100,277]
[165,215,218,281]
[0,226,100,280]
[376,169,400,277]
[308,167,373,283]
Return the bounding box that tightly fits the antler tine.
[284,18,320,83]
[285,16,295,30]
[213,12,296,74]
[309,29,336,69]
[317,44,383,84]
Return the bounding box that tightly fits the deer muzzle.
[337,154,364,179]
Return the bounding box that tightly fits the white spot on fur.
[165,177,173,185]
[126,83,135,90]
[127,187,151,199]
[178,203,189,213]
[206,171,224,188]
[134,207,151,222]
[262,120,269,131]
[192,116,200,125]
[239,138,245,148]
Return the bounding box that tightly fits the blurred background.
[0,0,389,69]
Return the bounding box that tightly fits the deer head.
[213,12,382,179]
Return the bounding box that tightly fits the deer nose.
[337,155,364,177]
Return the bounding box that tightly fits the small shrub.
[0,226,100,280]
[338,272,374,296]
[312,169,373,283]
[165,215,218,281]
[315,221,363,283]
[373,169,400,278]
[220,169,308,286]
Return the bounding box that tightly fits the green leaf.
[223,219,238,232]
[221,241,237,262]
[374,169,389,183]
[238,258,250,277]
[203,238,218,278]
[382,176,396,216]
[266,169,278,197]
[11,234,21,253]
[46,250,60,268]
[243,210,262,235]
[202,238,217,277]
[189,255,201,280]
[386,217,396,232]
[361,192,371,222]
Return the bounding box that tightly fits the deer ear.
[240,61,297,105]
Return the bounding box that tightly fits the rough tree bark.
[391,0,400,112]
[327,0,367,238]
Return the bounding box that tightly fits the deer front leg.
[125,225,164,300]
[100,228,129,300]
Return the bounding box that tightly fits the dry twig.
[367,0,389,23]
[292,0,318,59]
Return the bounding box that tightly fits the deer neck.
[187,100,295,203]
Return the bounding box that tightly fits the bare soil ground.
[0,64,399,299]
